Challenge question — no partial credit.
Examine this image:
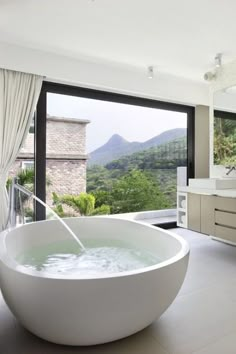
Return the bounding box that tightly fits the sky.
[47,93,187,152]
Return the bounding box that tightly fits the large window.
[35,82,195,224]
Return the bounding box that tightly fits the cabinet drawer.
[215,197,236,213]
[215,210,236,228]
[215,225,236,243]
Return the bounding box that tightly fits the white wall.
[214,89,236,113]
[195,106,210,178]
[0,42,210,106]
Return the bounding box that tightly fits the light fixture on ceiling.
[203,53,223,81]
[147,66,154,79]
[203,71,216,81]
[215,53,222,68]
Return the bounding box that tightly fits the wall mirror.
[211,85,236,177]
[214,88,236,165]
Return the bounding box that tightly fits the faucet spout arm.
[226,166,236,175]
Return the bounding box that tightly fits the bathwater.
[17,239,160,275]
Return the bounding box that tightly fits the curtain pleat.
[0,69,43,231]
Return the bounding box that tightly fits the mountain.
[88,128,186,166]
[87,136,187,208]
[105,136,187,171]
[142,128,187,150]
[88,134,142,166]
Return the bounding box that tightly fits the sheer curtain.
[0,69,43,231]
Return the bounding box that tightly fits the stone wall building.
[10,116,90,205]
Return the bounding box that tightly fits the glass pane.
[46,94,88,218]
[47,93,187,219]
[8,118,35,223]
[214,113,236,165]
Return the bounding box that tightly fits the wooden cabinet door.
[188,193,201,232]
[201,195,215,235]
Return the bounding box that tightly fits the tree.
[55,193,95,216]
[52,192,110,216]
[91,204,111,215]
[7,168,51,192]
[110,169,170,214]
[214,117,236,165]
[91,189,112,208]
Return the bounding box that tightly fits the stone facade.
[46,116,88,157]
[9,116,90,205]
[46,160,87,201]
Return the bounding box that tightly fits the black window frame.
[214,110,236,120]
[35,81,195,226]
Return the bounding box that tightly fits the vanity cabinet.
[187,194,215,235]
[214,197,236,244]
[188,193,201,232]
[200,195,215,235]
[177,192,188,228]
[178,191,236,243]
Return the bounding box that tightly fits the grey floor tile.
[1,227,236,354]
[192,330,236,354]
[0,313,169,354]
[150,282,236,354]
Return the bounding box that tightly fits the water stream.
[14,182,85,251]
[32,195,85,251]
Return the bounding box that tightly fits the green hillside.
[105,136,187,171]
[87,137,187,209]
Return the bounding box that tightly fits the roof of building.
[47,116,90,124]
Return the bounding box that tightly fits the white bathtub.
[0,217,189,346]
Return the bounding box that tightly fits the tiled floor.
[1,228,236,354]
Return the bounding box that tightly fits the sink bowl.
[188,178,236,190]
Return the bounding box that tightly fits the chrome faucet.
[226,166,236,175]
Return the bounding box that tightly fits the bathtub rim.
[0,216,189,280]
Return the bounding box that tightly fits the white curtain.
[0,69,43,231]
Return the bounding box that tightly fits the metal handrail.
[8,177,33,228]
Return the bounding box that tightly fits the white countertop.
[178,186,236,198]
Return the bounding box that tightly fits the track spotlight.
[203,53,223,81]
[147,66,154,79]
[203,71,216,81]
[215,53,222,68]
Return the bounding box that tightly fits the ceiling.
[0,0,236,82]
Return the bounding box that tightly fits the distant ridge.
[88,128,186,166]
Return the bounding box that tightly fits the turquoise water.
[17,239,160,275]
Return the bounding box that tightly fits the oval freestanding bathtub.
[0,217,189,346]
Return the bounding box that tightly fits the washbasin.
[188,178,236,190]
